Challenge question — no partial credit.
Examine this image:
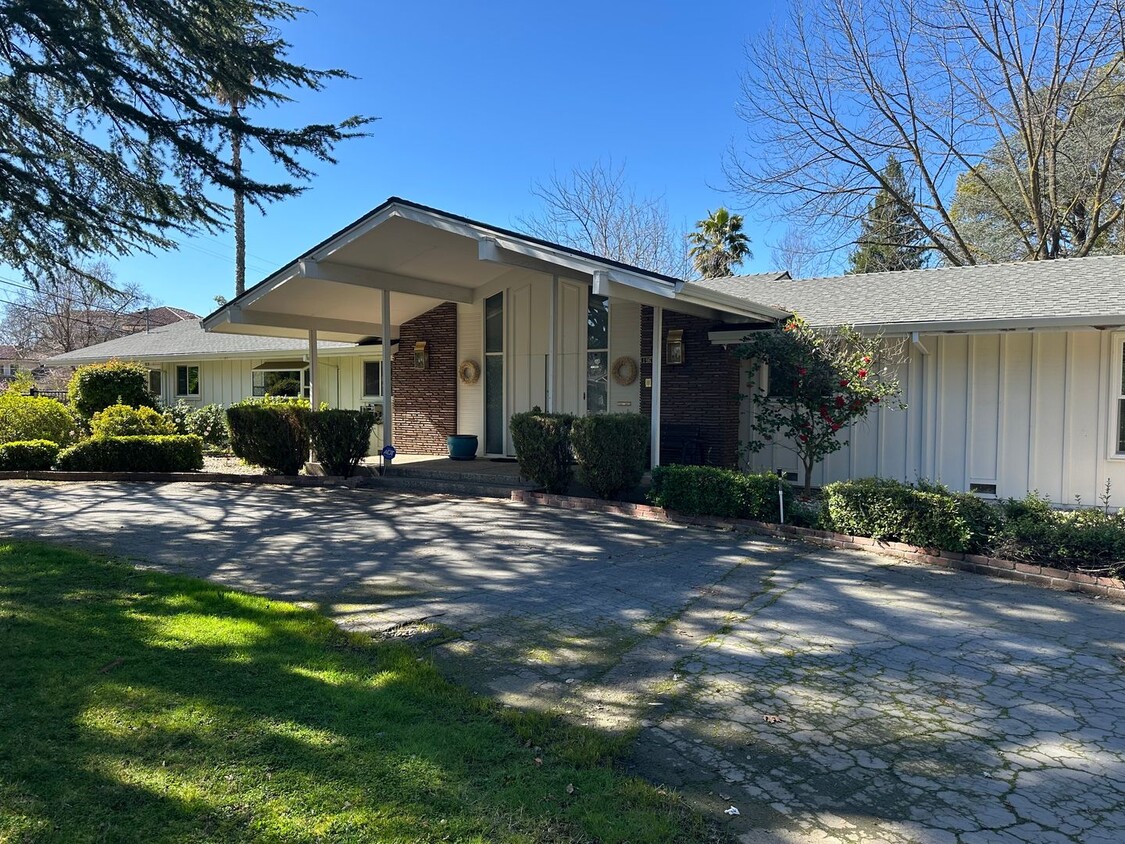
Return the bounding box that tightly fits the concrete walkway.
[2,481,1123,843]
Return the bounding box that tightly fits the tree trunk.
[803,456,814,496]
[231,101,246,298]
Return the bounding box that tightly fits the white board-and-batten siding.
[745,329,1125,506]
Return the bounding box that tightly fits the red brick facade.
[640,307,743,467]
[392,302,457,455]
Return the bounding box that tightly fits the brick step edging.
[510,490,1125,604]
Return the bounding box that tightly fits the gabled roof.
[0,344,22,360]
[46,319,356,367]
[697,255,1125,332]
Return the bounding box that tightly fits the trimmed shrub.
[68,360,155,418]
[90,404,175,438]
[55,435,203,472]
[649,465,793,522]
[821,477,914,540]
[226,403,310,475]
[0,393,77,445]
[509,408,575,493]
[308,409,376,478]
[569,413,649,500]
[996,494,1125,572]
[0,439,59,470]
[186,404,230,451]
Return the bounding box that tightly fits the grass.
[0,542,716,843]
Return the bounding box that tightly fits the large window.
[252,369,307,398]
[362,360,382,398]
[485,292,504,454]
[175,364,200,397]
[586,293,609,414]
[148,369,162,397]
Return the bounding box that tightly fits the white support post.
[650,306,663,470]
[547,275,558,412]
[307,328,319,409]
[381,288,393,452]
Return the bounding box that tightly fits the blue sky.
[100,0,786,315]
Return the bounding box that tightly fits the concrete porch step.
[382,463,527,486]
[362,473,536,499]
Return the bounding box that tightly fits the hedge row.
[0,440,60,470]
[56,435,204,473]
[226,404,375,477]
[509,409,649,499]
[649,465,793,522]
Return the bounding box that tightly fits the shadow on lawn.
[0,544,703,843]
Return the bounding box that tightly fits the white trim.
[650,306,663,470]
[1108,333,1125,460]
[298,259,475,304]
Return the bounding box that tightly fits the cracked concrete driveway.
[2,480,1124,844]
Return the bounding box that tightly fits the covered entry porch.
[202,198,785,467]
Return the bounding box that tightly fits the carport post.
[381,288,393,451]
[307,328,319,409]
[650,305,662,470]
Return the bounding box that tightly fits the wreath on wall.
[458,359,481,385]
[611,356,639,386]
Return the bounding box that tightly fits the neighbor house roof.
[698,255,1125,333]
[0,344,21,360]
[46,319,357,366]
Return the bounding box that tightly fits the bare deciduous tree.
[769,226,837,279]
[518,159,690,278]
[730,0,1125,264]
[0,262,152,356]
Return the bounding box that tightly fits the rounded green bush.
[67,360,155,418]
[569,413,649,500]
[90,404,176,437]
[55,435,203,472]
[0,394,77,446]
[510,408,575,493]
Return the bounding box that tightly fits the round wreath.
[458,359,481,385]
[611,355,639,387]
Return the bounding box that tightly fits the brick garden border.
[511,489,1125,604]
[0,470,365,488]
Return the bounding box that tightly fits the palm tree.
[688,208,753,278]
[215,85,249,297]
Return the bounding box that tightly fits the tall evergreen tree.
[0,0,374,288]
[848,156,926,274]
[688,208,752,278]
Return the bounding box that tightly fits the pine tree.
[0,0,374,288]
[848,156,926,273]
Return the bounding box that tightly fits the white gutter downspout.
[911,331,930,356]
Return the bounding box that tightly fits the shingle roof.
[695,255,1125,330]
[0,344,21,360]
[681,272,791,299]
[46,319,356,366]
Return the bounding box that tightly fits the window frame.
[361,359,383,400]
[586,292,609,415]
[1113,335,1125,458]
[174,363,201,398]
[148,368,163,397]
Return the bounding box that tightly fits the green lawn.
[0,542,713,843]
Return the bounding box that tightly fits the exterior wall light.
[413,340,429,370]
[665,329,684,365]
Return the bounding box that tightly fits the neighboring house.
[0,344,28,384]
[46,319,392,451]
[57,196,1125,505]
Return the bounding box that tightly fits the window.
[586,293,609,414]
[148,369,162,396]
[1118,343,1125,454]
[252,369,307,398]
[175,364,200,397]
[362,360,382,398]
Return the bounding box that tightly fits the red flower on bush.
[798,434,808,443]
[872,396,881,404]
[839,379,849,387]
[830,422,841,432]
[797,367,807,376]
[857,369,868,378]
[863,355,871,364]
[834,395,845,408]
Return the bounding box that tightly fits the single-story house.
[53,197,1125,505]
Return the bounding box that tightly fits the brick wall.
[391,302,457,455]
[640,307,743,467]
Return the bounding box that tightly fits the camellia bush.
[735,316,904,494]
[67,360,155,418]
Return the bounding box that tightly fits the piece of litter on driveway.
[724,806,740,816]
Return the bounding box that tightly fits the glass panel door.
[586,293,609,414]
[485,292,505,454]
